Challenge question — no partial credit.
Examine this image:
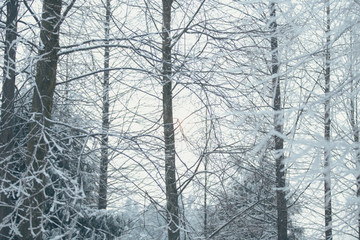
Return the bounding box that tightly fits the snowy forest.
[1,0,360,239]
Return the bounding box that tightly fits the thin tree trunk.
[356,112,360,240]
[162,0,180,239]
[204,155,208,239]
[324,1,332,239]
[349,29,360,240]
[204,109,208,239]
[0,0,19,237]
[20,1,62,239]
[270,2,288,240]
[98,0,111,211]
[356,139,360,240]
[350,67,360,240]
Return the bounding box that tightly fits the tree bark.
[350,69,360,240]
[204,153,208,239]
[204,109,209,239]
[324,1,333,239]
[162,0,180,239]
[349,29,360,240]
[0,0,19,237]
[20,1,62,239]
[98,0,111,211]
[270,3,288,240]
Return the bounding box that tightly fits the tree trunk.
[162,0,180,239]
[20,1,62,239]
[98,0,111,211]
[204,154,208,239]
[0,0,19,237]
[324,1,333,239]
[350,67,360,240]
[270,3,288,240]
[349,29,360,240]
[204,109,208,239]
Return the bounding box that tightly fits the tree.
[19,0,62,238]
[162,0,180,239]
[323,1,332,239]
[98,0,111,211]
[206,158,303,240]
[270,2,288,239]
[1,0,360,238]
[197,1,294,238]
[349,27,360,240]
[0,0,19,237]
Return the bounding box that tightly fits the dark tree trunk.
[270,3,288,240]
[19,1,62,239]
[162,0,180,239]
[204,154,208,239]
[324,1,332,239]
[204,110,209,239]
[98,0,111,211]
[0,0,19,237]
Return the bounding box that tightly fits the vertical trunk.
[349,30,360,240]
[204,110,208,239]
[162,0,180,239]
[98,0,111,211]
[324,1,332,239]
[356,135,360,240]
[20,1,62,239]
[270,3,288,240]
[350,66,360,240]
[204,157,208,239]
[0,0,19,237]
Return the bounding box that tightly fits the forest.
[1,0,360,239]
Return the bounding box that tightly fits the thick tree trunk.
[19,1,62,239]
[270,3,288,240]
[162,0,180,239]
[0,0,19,237]
[98,0,111,211]
[324,1,333,239]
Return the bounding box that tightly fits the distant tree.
[207,152,303,240]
